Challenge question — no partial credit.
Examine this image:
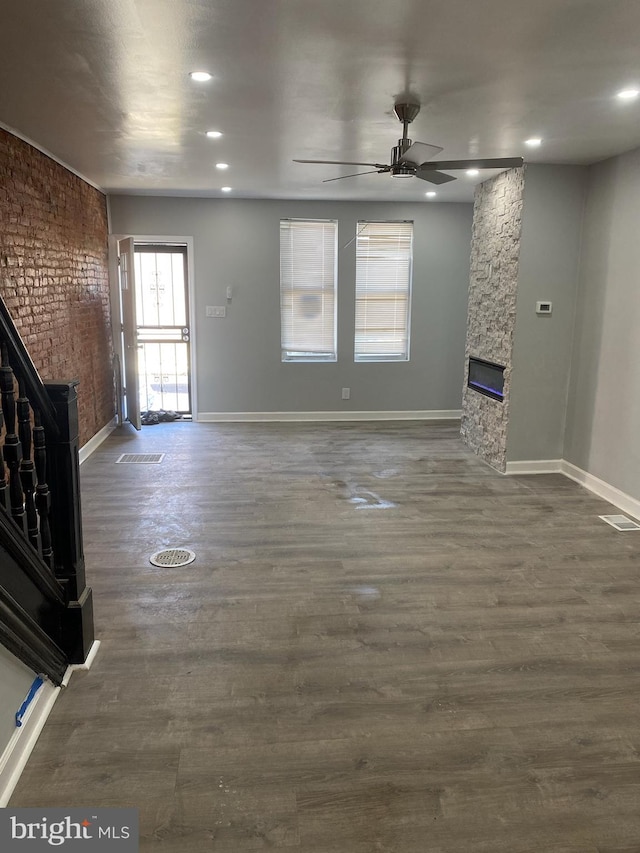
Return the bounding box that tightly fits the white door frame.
[108,234,198,421]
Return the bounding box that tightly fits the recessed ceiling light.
[189,71,212,82]
[216,163,229,170]
[617,88,639,100]
[206,130,222,138]
[221,186,232,192]
[466,169,480,177]
[525,137,542,147]
[425,191,437,198]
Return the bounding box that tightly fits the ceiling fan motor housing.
[393,139,413,160]
[391,137,415,176]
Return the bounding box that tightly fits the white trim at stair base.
[79,417,117,465]
[0,641,101,808]
[560,461,640,522]
[505,459,563,475]
[0,680,59,807]
[197,410,462,423]
[60,640,101,688]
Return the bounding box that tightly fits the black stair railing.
[0,295,94,684]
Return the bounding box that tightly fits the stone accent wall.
[460,167,525,471]
[0,129,114,446]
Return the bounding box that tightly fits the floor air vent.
[116,453,165,464]
[599,514,640,531]
[149,548,196,568]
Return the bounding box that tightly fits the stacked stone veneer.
[460,167,525,472]
[0,129,114,446]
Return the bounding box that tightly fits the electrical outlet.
[341,387,350,400]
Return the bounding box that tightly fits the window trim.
[353,220,413,363]
[280,218,338,363]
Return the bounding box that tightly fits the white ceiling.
[2,0,640,203]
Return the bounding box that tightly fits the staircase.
[0,295,94,685]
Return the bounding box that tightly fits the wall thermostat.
[536,301,553,315]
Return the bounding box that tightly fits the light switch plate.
[206,305,226,318]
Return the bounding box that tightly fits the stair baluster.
[0,408,8,512]
[33,409,53,569]
[0,343,26,533]
[17,377,38,551]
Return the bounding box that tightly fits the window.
[354,221,413,361]
[280,219,337,361]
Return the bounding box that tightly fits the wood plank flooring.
[9,420,640,852]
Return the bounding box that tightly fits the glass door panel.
[133,245,191,414]
[138,341,190,413]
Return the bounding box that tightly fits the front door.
[117,237,142,430]
[134,244,192,416]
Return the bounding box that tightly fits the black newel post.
[45,380,94,663]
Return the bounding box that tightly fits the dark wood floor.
[9,420,640,852]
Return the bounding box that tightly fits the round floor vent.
[149,548,196,568]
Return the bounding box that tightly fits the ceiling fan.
[294,103,523,185]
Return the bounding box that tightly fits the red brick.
[0,129,114,446]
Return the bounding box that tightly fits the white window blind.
[280,219,337,361]
[354,221,413,361]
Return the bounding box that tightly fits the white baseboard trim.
[505,457,640,521]
[505,459,563,475]
[79,417,117,465]
[197,410,462,423]
[560,461,640,522]
[60,640,101,688]
[0,640,101,807]
[0,679,60,807]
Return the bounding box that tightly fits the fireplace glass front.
[467,357,505,401]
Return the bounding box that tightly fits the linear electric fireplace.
[468,357,505,402]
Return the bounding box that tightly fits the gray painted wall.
[0,645,36,758]
[564,148,640,500]
[507,165,587,462]
[108,197,473,415]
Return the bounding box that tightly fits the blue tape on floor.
[15,676,44,727]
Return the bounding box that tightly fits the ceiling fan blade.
[322,169,389,183]
[399,141,444,166]
[418,157,525,171]
[414,170,457,185]
[294,159,389,169]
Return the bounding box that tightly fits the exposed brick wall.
[0,129,114,446]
